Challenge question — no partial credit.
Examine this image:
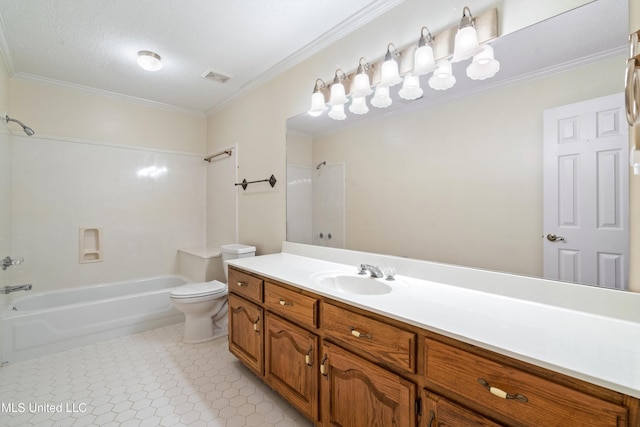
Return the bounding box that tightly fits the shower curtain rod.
[204,149,232,163]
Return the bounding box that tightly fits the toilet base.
[182,315,225,344]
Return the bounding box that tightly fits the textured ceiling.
[0,0,403,115]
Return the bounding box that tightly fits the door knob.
[546,233,565,242]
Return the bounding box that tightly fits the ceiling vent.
[201,69,233,84]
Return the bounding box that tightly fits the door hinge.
[415,397,422,416]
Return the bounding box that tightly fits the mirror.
[286,0,630,286]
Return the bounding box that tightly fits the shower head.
[316,161,326,170]
[5,115,35,136]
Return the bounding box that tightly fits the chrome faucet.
[0,284,32,294]
[358,264,384,278]
[2,256,24,271]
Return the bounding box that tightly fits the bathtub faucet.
[2,256,24,270]
[0,284,32,294]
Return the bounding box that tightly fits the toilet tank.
[221,244,256,280]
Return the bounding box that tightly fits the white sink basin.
[309,271,407,295]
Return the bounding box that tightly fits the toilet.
[170,244,256,343]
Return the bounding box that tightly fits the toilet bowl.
[170,280,228,343]
[171,244,256,343]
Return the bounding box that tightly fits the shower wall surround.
[9,135,206,293]
[0,133,10,290]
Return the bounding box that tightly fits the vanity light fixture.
[137,50,162,72]
[351,58,373,97]
[370,85,392,108]
[349,96,370,115]
[328,69,348,106]
[379,43,403,87]
[307,6,500,121]
[428,59,456,90]
[466,45,500,80]
[399,74,423,100]
[328,69,348,120]
[308,79,328,117]
[413,27,436,76]
[452,7,482,63]
[349,58,373,114]
[328,103,347,120]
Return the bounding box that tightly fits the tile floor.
[0,323,313,427]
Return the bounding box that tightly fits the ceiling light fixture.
[137,50,162,72]
[307,6,499,121]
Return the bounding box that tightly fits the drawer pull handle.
[305,348,313,366]
[320,354,328,377]
[350,327,372,339]
[279,299,293,306]
[478,378,528,403]
[237,281,248,287]
[253,319,260,333]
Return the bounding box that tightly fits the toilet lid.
[170,280,226,298]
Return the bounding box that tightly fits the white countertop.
[228,243,640,398]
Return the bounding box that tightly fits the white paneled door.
[543,93,629,289]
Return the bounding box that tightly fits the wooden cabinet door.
[321,341,416,427]
[265,313,319,422]
[422,390,504,427]
[228,294,263,376]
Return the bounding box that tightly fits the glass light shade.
[413,45,436,75]
[451,26,482,63]
[466,45,500,80]
[349,96,369,115]
[379,59,402,87]
[398,75,423,100]
[352,73,373,97]
[328,103,346,120]
[329,82,348,105]
[370,85,392,108]
[137,51,162,72]
[428,60,456,90]
[308,92,327,116]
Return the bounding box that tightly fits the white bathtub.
[1,275,189,363]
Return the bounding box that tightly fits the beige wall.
[629,0,640,292]
[310,56,624,277]
[9,79,206,153]
[207,0,634,284]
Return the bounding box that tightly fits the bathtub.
[1,275,189,363]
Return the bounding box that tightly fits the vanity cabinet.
[265,312,319,421]
[424,337,629,427]
[321,302,416,374]
[422,390,504,427]
[228,293,263,376]
[227,266,640,427]
[320,340,416,427]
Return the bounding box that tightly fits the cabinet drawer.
[321,302,416,373]
[424,338,628,427]
[228,267,263,303]
[264,282,318,328]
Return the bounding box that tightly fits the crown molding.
[11,72,207,118]
[205,0,407,117]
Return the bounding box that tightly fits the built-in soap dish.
[79,227,102,263]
